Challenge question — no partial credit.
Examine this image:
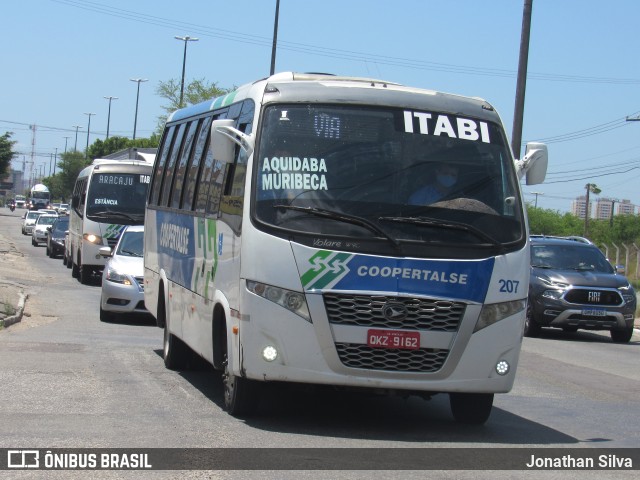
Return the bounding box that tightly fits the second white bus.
[144,72,547,424]
[69,159,152,284]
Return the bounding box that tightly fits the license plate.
[367,329,420,350]
[582,308,606,317]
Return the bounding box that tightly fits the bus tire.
[449,393,493,425]
[223,360,258,417]
[71,256,79,278]
[160,295,190,370]
[80,262,91,285]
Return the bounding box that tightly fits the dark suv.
[527,236,636,343]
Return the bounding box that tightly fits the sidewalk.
[0,281,27,328]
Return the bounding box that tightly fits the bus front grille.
[323,294,465,331]
[335,343,448,373]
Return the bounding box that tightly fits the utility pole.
[531,191,543,208]
[511,0,533,159]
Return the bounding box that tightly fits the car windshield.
[116,230,144,257]
[253,104,523,257]
[26,212,40,220]
[52,219,69,234]
[531,244,614,273]
[36,216,58,226]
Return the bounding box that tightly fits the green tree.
[155,78,232,132]
[85,135,161,160]
[0,132,17,175]
[47,150,89,201]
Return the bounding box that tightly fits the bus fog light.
[262,345,278,362]
[495,360,510,376]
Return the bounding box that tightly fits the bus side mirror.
[211,119,254,163]
[515,142,548,185]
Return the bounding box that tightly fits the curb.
[0,292,28,329]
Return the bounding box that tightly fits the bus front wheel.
[449,393,493,425]
[222,334,258,417]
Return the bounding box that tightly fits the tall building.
[594,198,613,220]
[571,195,589,219]
[617,199,635,216]
[575,196,637,219]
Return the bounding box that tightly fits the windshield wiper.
[378,215,504,252]
[274,205,401,251]
[121,249,143,257]
[89,211,141,222]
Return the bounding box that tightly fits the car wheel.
[62,253,67,266]
[71,258,79,278]
[99,305,114,322]
[31,237,37,246]
[610,326,633,343]
[449,393,494,425]
[524,302,541,337]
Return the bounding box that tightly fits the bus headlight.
[246,280,311,322]
[83,233,103,245]
[474,299,526,333]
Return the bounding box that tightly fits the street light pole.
[63,136,70,154]
[73,125,83,151]
[270,0,280,75]
[104,96,118,140]
[84,112,95,160]
[174,35,199,108]
[130,78,148,140]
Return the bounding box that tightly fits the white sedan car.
[31,214,59,246]
[99,225,147,321]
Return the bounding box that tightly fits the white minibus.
[144,72,547,424]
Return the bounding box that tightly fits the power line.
[52,0,640,86]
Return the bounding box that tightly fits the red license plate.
[367,329,420,350]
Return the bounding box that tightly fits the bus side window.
[183,116,212,211]
[169,120,200,209]
[149,126,175,206]
[159,124,186,207]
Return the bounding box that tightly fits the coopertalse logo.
[104,224,125,239]
[301,250,354,290]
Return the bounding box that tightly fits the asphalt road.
[0,208,638,479]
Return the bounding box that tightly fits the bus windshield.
[253,105,524,254]
[86,172,149,223]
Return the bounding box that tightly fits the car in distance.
[46,216,70,258]
[99,225,147,322]
[58,203,69,215]
[21,210,42,235]
[527,235,636,343]
[31,214,58,246]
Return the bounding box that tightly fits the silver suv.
[527,236,636,343]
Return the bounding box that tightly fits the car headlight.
[619,284,636,303]
[83,233,103,245]
[106,266,132,285]
[246,280,310,322]
[474,299,526,333]
[542,289,564,300]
